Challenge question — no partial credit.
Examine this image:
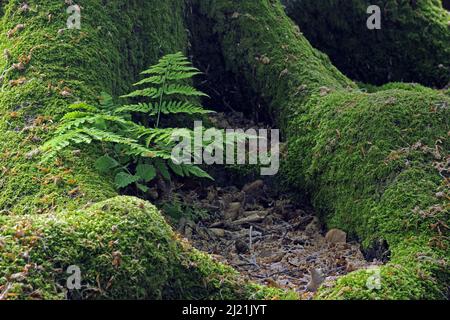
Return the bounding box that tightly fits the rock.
[184,220,196,239]
[235,239,249,254]
[224,202,242,220]
[325,229,347,244]
[178,217,187,233]
[232,213,265,225]
[208,228,226,238]
[306,268,324,292]
[242,180,264,195]
[305,217,320,236]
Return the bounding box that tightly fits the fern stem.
[156,61,171,128]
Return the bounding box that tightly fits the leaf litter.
[162,112,382,299]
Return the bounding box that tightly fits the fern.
[120,51,212,128]
[42,53,214,191]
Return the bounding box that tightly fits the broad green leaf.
[95,155,119,173]
[136,183,149,193]
[183,165,214,180]
[136,163,156,182]
[168,161,184,177]
[115,172,140,189]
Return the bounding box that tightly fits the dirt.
[170,179,379,299]
[155,112,382,298]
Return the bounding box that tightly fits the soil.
[159,112,382,299]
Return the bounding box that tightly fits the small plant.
[42,52,214,191]
[161,193,209,223]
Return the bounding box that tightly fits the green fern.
[41,53,214,191]
[120,51,213,127]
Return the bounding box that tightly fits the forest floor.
[159,112,383,299]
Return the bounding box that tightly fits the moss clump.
[0,196,294,300]
[194,0,449,299]
[282,0,450,88]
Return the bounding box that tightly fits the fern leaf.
[120,87,159,99]
[161,101,213,115]
[182,164,214,180]
[68,102,99,112]
[162,84,209,97]
[114,103,153,114]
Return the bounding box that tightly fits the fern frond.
[160,101,213,115]
[61,111,95,121]
[114,103,152,114]
[163,84,209,97]
[68,102,99,112]
[41,130,93,161]
[56,114,140,135]
[138,127,189,146]
[115,101,213,116]
[99,92,115,110]
[120,87,159,99]
[134,71,201,86]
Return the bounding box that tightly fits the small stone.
[319,86,331,96]
[305,217,320,236]
[325,228,347,244]
[10,272,26,282]
[224,202,242,220]
[242,179,264,195]
[260,55,270,65]
[148,188,159,200]
[435,192,445,198]
[235,239,249,254]
[13,62,25,71]
[306,268,324,292]
[231,12,240,19]
[209,228,226,238]
[3,49,11,60]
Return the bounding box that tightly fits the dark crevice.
[362,239,391,263]
[443,0,450,11]
[186,2,273,125]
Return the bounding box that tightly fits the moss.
[0,196,294,300]
[283,0,450,88]
[194,0,449,299]
[0,0,188,215]
[0,1,293,300]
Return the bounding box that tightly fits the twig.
[0,282,13,300]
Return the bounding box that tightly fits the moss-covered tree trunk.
[282,0,450,87]
[0,0,448,300]
[192,0,449,299]
[0,0,285,300]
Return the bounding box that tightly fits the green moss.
[195,0,449,299]
[0,1,296,300]
[0,196,294,300]
[0,0,188,215]
[283,0,450,88]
